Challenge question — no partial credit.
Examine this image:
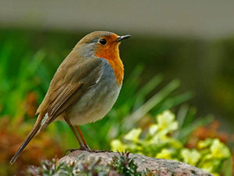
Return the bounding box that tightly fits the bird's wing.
[10,57,104,164]
[38,57,104,128]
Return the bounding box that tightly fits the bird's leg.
[64,117,86,150]
[75,126,91,150]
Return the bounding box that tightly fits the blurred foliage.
[0,116,64,176]
[211,39,234,118]
[111,110,231,176]
[0,29,234,175]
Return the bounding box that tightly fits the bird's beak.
[116,35,131,42]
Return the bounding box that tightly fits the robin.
[10,31,131,164]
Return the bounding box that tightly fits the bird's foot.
[78,145,92,152]
[91,149,112,153]
[65,145,92,154]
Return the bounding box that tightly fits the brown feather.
[11,54,103,164]
[38,57,103,129]
[10,113,45,164]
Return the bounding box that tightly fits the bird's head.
[75,31,130,84]
[75,31,130,60]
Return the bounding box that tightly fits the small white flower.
[149,124,158,135]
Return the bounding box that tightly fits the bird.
[10,31,131,164]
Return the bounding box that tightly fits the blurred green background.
[0,1,234,175]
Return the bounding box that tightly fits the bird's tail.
[10,115,43,165]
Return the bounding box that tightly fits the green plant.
[110,110,231,176]
[111,152,142,176]
[0,32,66,175]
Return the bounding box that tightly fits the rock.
[59,150,213,176]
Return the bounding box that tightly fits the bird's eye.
[99,39,107,45]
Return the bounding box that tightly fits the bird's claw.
[65,145,92,154]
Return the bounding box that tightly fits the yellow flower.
[124,128,142,142]
[200,161,219,175]
[149,131,170,144]
[198,138,212,149]
[210,139,230,159]
[168,138,183,149]
[110,139,126,152]
[157,110,178,133]
[181,149,201,166]
[156,149,173,159]
[148,111,179,144]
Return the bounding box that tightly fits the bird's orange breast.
[95,40,124,85]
